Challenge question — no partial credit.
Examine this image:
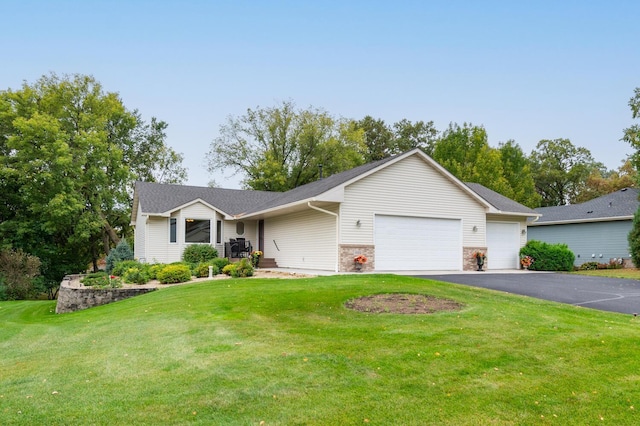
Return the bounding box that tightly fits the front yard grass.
[572,268,640,280]
[1,274,639,425]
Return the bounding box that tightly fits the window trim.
[185,218,211,244]
[169,217,177,244]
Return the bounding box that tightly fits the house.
[131,149,539,272]
[527,188,639,266]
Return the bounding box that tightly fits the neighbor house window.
[216,220,222,244]
[185,219,210,243]
[236,221,245,235]
[169,218,177,243]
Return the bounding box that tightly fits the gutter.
[307,201,340,272]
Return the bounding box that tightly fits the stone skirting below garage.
[464,247,488,271]
[56,275,156,314]
[339,244,375,272]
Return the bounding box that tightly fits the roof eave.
[529,215,633,226]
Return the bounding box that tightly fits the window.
[185,219,210,243]
[236,221,245,235]
[169,218,177,243]
[216,220,222,244]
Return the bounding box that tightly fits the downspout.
[308,201,340,272]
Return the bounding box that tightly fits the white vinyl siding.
[341,154,486,250]
[375,215,462,270]
[265,207,337,271]
[486,222,520,269]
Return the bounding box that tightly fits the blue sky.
[2,0,639,188]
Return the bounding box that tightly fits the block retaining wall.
[56,274,156,314]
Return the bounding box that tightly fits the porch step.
[257,258,278,268]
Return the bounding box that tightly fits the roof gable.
[465,183,539,217]
[532,188,639,224]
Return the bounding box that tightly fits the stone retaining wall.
[55,275,156,314]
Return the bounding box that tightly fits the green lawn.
[572,268,640,280]
[2,275,640,425]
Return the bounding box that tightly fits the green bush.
[105,240,134,273]
[578,261,599,270]
[230,258,254,278]
[157,264,192,284]
[123,267,150,285]
[519,240,575,271]
[194,262,220,278]
[112,260,144,277]
[0,248,42,300]
[147,264,166,280]
[80,272,122,288]
[222,263,236,276]
[182,245,218,264]
[211,257,230,270]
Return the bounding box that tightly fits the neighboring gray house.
[131,149,539,272]
[528,188,639,266]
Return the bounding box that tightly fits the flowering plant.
[471,251,486,260]
[354,254,368,264]
[250,250,263,267]
[250,250,263,257]
[520,255,533,268]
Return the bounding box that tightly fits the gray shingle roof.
[465,183,539,215]
[532,188,639,224]
[134,181,279,216]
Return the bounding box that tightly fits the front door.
[258,220,265,252]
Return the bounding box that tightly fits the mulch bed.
[345,293,464,314]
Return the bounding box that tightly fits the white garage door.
[375,215,461,271]
[486,222,520,269]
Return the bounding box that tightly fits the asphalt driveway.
[413,272,640,315]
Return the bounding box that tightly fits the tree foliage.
[574,160,636,203]
[207,101,366,191]
[355,116,437,161]
[0,73,186,287]
[529,138,604,206]
[498,140,542,208]
[0,248,41,300]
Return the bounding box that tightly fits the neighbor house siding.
[340,155,486,247]
[265,206,338,270]
[528,220,632,265]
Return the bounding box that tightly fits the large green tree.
[207,101,366,191]
[0,73,186,291]
[498,140,542,208]
[355,116,437,161]
[529,138,604,206]
[431,123,512,196]
[624,87,640,267]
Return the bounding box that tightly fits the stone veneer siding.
[56,275,156,314]
[464,247,488,271]
[339,244,375,272]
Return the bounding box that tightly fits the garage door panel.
[487,222,519,269]
[375,215,461,271]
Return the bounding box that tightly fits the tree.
[574,160,636,203]
[498,140,542,208]
[354,116,438,161]
[623,87,640,266]
[0,73,186,289]
[529,138,604,206]
[0,249,41,300]
[207,101,366,191]
[431,123,512,196]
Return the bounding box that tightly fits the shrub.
[147,264,166,280]
[579,262,599,270]
[112,260,144,277]
[105,240,134,273]
[123,267,150,285]
[81,272,122,288]
[194,262,220,278]
[182,245,218,264]
[231,258,254,278]
[211,257,230,270]
[0,248,42,300]
[222,263,236,276]
[157,264,192,284]
[519,240,575,271]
